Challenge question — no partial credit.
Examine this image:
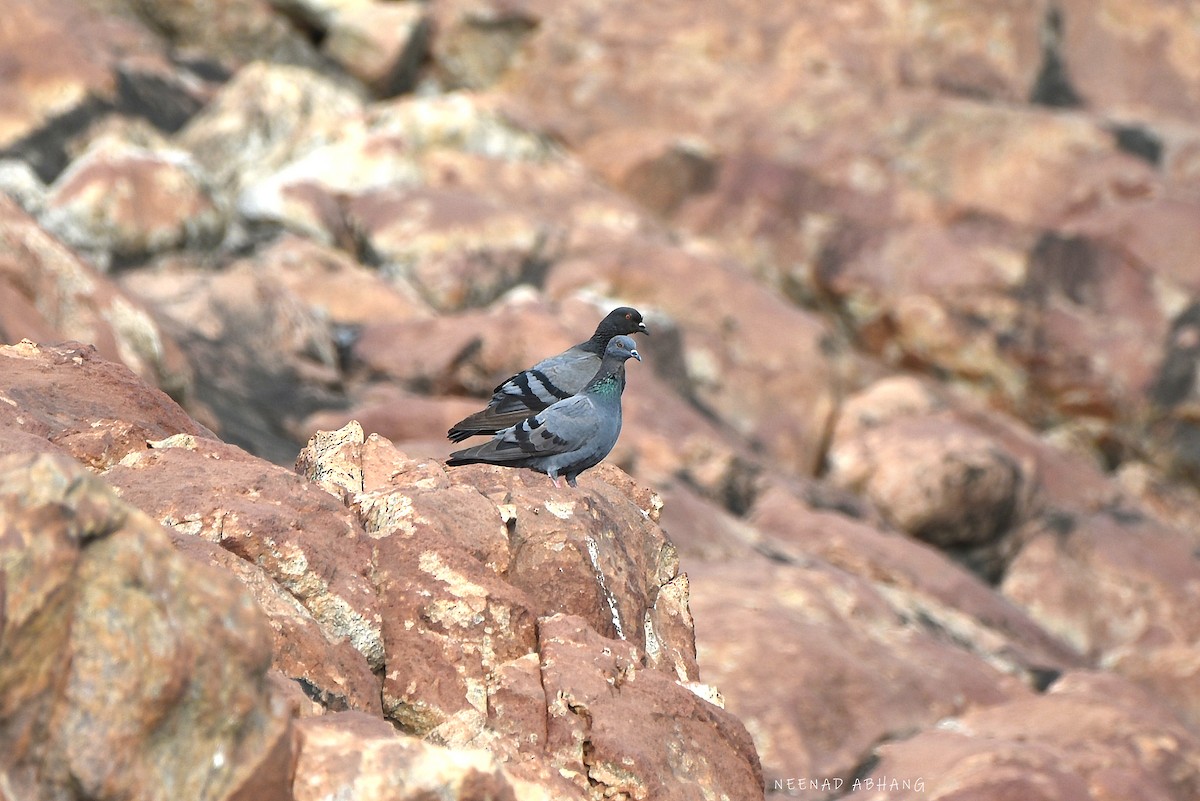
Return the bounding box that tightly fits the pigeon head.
[606,335,642,362]
[595,307,649,340]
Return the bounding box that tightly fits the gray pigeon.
[446,335,642,487]
[447,307,648,443]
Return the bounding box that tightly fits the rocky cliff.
[3,0,1200,800]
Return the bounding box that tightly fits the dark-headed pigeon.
[446,335,642,487]
[447,307,648,442]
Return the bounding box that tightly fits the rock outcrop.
[3,0,1200,798]
[0,451,293,801]
[0,341,762,800]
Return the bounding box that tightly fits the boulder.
[41,140,225,269]
[0,340,205,469]
[0,199,192,398]
[321,1,429,97]
[1002,508,1200,730]
[103,435,387,688]
[0,452,294,801]
[852,672,1200,801]
[118,254,343,463]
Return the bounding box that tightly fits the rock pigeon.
[446,335,642,487]
[447,307,648,442]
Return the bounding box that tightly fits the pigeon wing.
[448,395,600,465]
[448,349,599,442]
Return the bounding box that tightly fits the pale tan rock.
[42,140,225,268]
[83,0,320,69]
[322,1,429,97]
[430,0,539,90]
[293,712,525,801]
[176,61,366,193]
[233,92,552,243]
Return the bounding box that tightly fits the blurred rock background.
[3,0,1200,799]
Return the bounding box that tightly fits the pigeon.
[447,307,648,443]
[446,335,642,487]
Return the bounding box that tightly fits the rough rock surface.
[41,139,225,269]
[0,197,192,398]
[2,0,1200,798]
[0,452,293,801]
[852,672,1200,801]
[1,345,762,800]
[291,421,758,799]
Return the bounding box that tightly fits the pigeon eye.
[625,313,631,320]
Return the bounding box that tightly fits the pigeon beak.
[630,348,642,362]
[638,322,649,335]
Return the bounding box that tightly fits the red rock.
[452,460,697,679]
[0,198,193,397]
[747,485,1081,676]
[500,0,1045,151]
[827,378,1037,567]
[0,0,119,172]
[296,426,702,732]
[255,234,431,326]
[118,254,343,464]
[169,530,383,716]
[1058,0,1200,124]
[297,387,482,458]
[537,613,762,800]
[290,424,760,796]
[351,296,593,396]
[0,340,208,469]
[372,530,539,735]
[42,140,225,267]
[547,241,841,477]
[103,436,386,697]
[1068,196,1200,297]
[345,185,552,312]
[0,452,293,801]
[687,552,1031,785]
[1115,462,1200,549]
[659,483,763,563]
[1002,508,1200,729]
[582,129,718,217]
[852,672,1200,801]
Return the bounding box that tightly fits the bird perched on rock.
[446,335,641,487]
[447,307,648,443]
